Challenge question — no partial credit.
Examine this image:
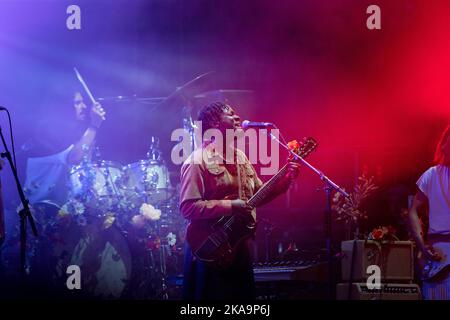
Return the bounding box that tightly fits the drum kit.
[2,71,215,299]
[3,138,185,299]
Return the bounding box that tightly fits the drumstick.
[74,67,97,105]
[74,67,106,120]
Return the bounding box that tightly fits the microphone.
[241,120,274,129]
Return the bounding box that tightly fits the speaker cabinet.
[341,240,414,282]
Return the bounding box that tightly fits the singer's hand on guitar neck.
[90,102,106,129]
[231,199,253,217]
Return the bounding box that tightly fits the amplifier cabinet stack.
[337,240,421,300]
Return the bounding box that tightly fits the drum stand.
[182,114,198,153]
[152,211,170,300]
[158,243,169,300]
[103,165,123,211]
[78,155,97,205]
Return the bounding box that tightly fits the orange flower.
[287,140,300,150]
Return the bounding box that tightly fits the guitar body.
[186,215,256,269]
[421,242,450,281]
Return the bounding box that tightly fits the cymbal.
[158,71,215,109]
[97,95,165,104]
[96,72,214,108]
[194,89,254,99]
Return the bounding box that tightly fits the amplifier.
[341,240,414,282]
[336,283,421,300]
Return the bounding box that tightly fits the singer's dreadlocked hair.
[197,101,229,135]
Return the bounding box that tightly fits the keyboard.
[253,260,328,282]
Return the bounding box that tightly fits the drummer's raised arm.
[67,127,98,165]
[67,97,106,165]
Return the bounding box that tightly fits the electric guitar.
[186,137,318,268]
[421,241,450,281]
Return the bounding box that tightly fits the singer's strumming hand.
[231,199,253,217]
[285,162,301,181]
[422,244,442,261]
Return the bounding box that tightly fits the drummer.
[23,91,106,205]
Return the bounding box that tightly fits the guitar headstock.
[287,137,318,161]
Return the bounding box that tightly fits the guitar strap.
[237,158,243,200]
[236,151,250,201]
[233,149,246,200]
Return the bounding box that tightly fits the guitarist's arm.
[408,190,440,261]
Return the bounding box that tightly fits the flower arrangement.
[332,174,378,228]
[58,198,116,229]
[131,214,146,228]
[139,203,162,221]
[59,198,85,216]
[131,203,162,229]
[58,198,87,226]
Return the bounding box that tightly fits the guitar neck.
[247,163,289,208]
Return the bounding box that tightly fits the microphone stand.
[0,125,38,282]
[268,130,349,299]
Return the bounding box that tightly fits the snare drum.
[69,161,124,209]
[120,160,173,204]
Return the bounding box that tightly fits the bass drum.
[19,201,132,299]
[61,218,131,299]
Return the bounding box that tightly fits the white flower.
[139,203,161,221]
[60,203,69,213]
[166,232,177,246]
[131,215,146,228]
[73,200,85,215]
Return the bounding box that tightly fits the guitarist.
[408,125,450,300]
[180,102,300,300]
